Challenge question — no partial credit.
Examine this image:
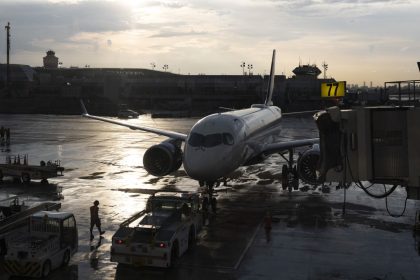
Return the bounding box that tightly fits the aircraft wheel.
[41,178,49,185]
[281,165,289,190]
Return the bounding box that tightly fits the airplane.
[80,50,321,208]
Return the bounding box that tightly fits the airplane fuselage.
[183,105,283,182]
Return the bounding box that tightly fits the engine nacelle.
[143,139,183,176]
[296,144,324,185]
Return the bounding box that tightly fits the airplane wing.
[262,138,319,155]
[80,100,188,141]
[282,110,321,117]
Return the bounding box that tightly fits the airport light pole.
[322,61,328,79]
[417,62,420,97]
[247,64,253,76]
[240,62,245,75]
[5,22,11,89]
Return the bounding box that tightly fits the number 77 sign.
[321,81,346,98]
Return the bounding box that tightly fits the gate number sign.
[321,81,346,98]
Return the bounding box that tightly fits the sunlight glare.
[118,0,142,9]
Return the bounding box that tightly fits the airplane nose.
[184,148,228,181]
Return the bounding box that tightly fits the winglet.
[264,49,276,106]
[80,99,89,116]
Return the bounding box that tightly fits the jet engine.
[296,144,324,185]
[143,139,183,176]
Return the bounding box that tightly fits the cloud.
[142,0,188,9]
[149,30,207,38]
[268,0,411,5]
[0,1,131,32]
[161,1,188,9]
[0,1,138,55]
[264,0,413,18]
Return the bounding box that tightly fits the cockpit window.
[222,133,234,145]
[204,134,222,147]
[188,132,235,147]
[188,133,204,147]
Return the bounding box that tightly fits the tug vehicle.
[3,211,78,278]
[111,192,202,267]
[0,202,62,257]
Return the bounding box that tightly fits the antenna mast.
[5,22,11,88]
[322,61,328,79]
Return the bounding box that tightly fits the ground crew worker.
[264,210,272,243]
[90,200,105,240]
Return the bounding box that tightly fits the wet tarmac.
[0,114,420,280]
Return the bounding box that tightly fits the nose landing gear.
[200,181,218,214]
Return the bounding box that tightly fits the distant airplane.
[80,50,320,207]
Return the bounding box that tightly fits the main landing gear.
[280,148,299,192]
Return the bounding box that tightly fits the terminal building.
[1,51,339,115]
[0,64,35,97]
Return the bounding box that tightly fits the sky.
[0,0,419,86]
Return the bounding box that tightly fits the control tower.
[292,64,322,78]
[43,50,59,69]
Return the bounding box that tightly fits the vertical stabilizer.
[264,49,276,106]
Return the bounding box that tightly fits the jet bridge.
[315,106,420,200]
